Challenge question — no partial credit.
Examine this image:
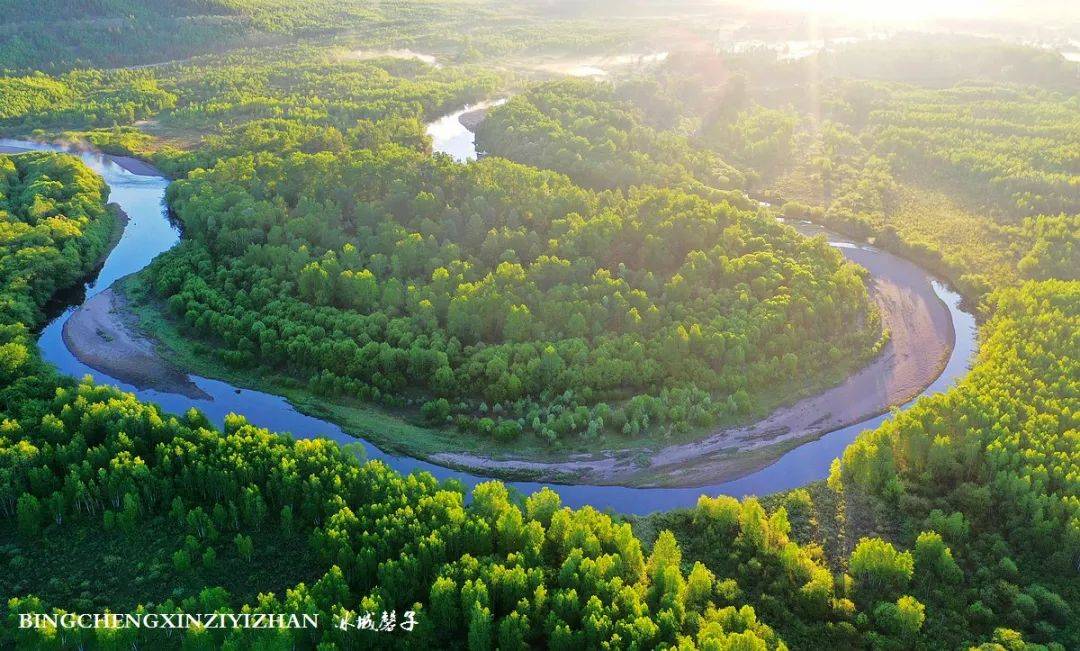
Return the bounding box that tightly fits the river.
[4,124,976,514]
[424,98,507,161]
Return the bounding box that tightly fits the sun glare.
[766,0,1012,23]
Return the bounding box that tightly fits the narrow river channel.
[4,123,976,514]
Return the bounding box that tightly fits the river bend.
[2,130,976,515]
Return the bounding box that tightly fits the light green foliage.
[476,79,745,192]
[0,0,647,73]
[840,280,1079,647]
[768,81,1080,298]
[849,538,914,605]
[703,105,799,183]
[0,71,175,133]
[0,152,114,397]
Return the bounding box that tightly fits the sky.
[758,0,1079,24]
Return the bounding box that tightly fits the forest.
[3,218,1075,648]
[144,145,877,446]
[0,50,502,162]
[0,2,1078,649]
[0,152,117,395]
[763,81,1080,296]
[0,0,652,74]
[475,80,746,192]
[469,55,1079,303]
[0,44,883,450]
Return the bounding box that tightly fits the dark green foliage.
[3,378,788,649]
[146,146,876,443]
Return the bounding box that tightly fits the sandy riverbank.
[458,107,490,131]
[63,287,209,399]
[430,246,956,487]
[1,143,165,178]
[61,242,955,487]
[108,154,165,177]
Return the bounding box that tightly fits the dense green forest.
[470,52,1080,302]
[2,191,1075,646]
[0,50,502,168]
[759,82,1080,296]
[647,46,1080,300]
[0,4,1078,649]
[0,0,260,72]
[145,146,877,446]
[1,42,886,452]
[0,152,117,392]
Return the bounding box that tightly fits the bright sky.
[762,0,1071,23]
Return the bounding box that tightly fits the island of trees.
[144,145,877,447]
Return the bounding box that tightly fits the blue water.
[8,138,977,515]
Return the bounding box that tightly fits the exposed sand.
[1,143,165,178]
[60,235,954,487]
[108,155,165,177]
[63,288,209,399]
[431,245,955,487]
[458,107,490,131]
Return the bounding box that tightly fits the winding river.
[3,123,976,515]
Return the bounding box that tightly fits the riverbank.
[109,154,165,177]
[458,107,490,131]
[63,287,209,399]
[430,247,955,486]
[66,234,956,488]
[425,98,508,161]
[0,139,166,178]
[20,135,975,506]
